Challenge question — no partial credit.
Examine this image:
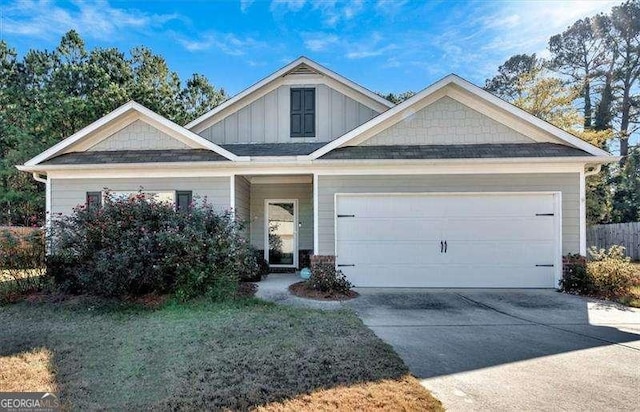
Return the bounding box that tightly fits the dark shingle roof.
[42,149,229,165]
[41,143,593,165]
[319,143,592,160]
[220,143,327,156]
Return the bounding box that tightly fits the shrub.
[240,251,269,282]
[0,229,48,302]
[586,245,636,298]
[48,192,260,299]
[561,246,637,299]
[560,254,590,294]
[306,263,352,294]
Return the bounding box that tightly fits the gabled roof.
[308,74,614,160]
[23,101,243,167]
[184,56,394,133]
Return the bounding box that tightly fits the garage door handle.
[444,240,447,253]
[337,264,355,267]
[440,241,444,253]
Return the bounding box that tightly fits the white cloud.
[176,32,267,56]
[240,0,255,13]
[303,33,340,52]
[270,0,306,13]
[2,0,179,40]
[375,0,408,15]
[480,1,619,55]
[271,0,364,26]
[345,33,397,59]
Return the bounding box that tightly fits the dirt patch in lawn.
[289,281,358,301]
[0,348,57,393]
[256,374,443,412]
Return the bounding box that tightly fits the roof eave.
[17,155,619,173]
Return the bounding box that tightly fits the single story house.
[18,57,616,288]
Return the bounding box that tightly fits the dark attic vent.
[287,64,319,75]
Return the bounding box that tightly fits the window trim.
[176,191,193,212]
[86,191,102,210]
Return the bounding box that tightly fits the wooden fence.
[587,222,640,261]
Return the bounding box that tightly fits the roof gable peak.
[185,56,394,133]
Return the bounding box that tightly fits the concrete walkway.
[255,273,343,310]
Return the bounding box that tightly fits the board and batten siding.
[50,177,231,216]
[88,120,190,151]
[249,183,313,251]
[362,96,535,146]
[234,176,251,224]
[199,84,379,145]
[317,173,580,256]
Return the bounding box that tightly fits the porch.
[233,174,314,270]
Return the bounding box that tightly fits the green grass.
[0,296,440,410]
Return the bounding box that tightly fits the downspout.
[31,173,51,242]
[580,164,603,256]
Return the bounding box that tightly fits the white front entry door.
[265,199,298,268]
[335,193,561,288]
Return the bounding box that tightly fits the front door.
[265,199,298,268]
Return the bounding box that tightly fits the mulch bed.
[289,281,358,301]
[238,282,258,298]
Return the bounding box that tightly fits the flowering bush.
[306,263,352,294]
[48,192,259,299]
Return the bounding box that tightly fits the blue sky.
[1,0,619,96]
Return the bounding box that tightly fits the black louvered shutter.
[176,191,193,212]
[290,88,315,137]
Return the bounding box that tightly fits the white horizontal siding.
[318,173,580,256]
[199,84,379,145]
[362,96,535,146]
[89,120,190,151]
[50,177,231,216]
[249,183,313,251]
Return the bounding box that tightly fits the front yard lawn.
[0,297,441,411]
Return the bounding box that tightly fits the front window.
[86,190,192,211]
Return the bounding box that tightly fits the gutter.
[31,172,47,184]
[16,155,621,173]
[585,164,602,177]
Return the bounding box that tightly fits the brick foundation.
[310,255,336,271]
[562,254,586,278]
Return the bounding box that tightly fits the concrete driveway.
[345,289,640,411]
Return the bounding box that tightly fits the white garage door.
[335,192,560,288]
